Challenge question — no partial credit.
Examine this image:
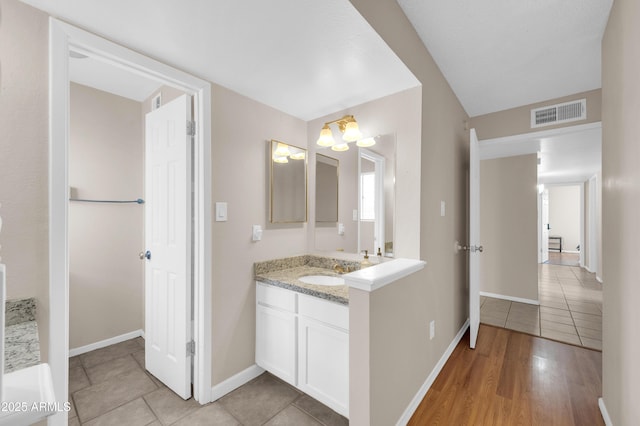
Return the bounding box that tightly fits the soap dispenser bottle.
[361,250,372,267]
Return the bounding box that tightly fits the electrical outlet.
[429,320,435,340]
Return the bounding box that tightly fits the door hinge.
[187,120,196,137]
[187,340,196,356]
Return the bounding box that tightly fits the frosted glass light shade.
[290,151,305,160]
[342,121,362,142]
[356,137,376,147]
[317,125,335,147]
[331,142,349,152]
[273,155,289,163]
[274,142,291,157]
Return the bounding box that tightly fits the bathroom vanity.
[254,255,357,417]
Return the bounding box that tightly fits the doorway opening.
[476,122,602,351]
[50,19,212,424]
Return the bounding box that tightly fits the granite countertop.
[256,265,351,305]
[4,297,41,373]
[5,321,40,373]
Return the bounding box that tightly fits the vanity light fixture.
[356,137,376,148]
[316,115,363,150]
[272,141,305,161]
[274,142,291,157]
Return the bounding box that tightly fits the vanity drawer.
[256,282,297,312]
[298,293,349,330]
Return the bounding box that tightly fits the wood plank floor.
[409,324,603,426]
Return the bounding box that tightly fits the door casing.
[49,18,212,426]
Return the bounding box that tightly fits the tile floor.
[68,338,347,425]
[480,262,602,350]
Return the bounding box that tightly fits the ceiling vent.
[531,99,586,128]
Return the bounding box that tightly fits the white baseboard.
[597,276,603,283]
[480,291,540,306]
[396,319,470,425]
[562,250,580,254]
[211,364,265,401]
[584,265,594,273]
[598,398,612,426]
[69,329,144,357]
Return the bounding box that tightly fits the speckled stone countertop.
[4,297,40,373]
[255,255,362,305]
[5,321,40,373]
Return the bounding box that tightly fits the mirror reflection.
[270,140,307,223]
[315,154,339,223]
[314,134,395,256]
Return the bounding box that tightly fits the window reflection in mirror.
[270,140,307,223]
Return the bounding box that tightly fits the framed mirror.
[270,140,307,223]
[314,133,395,256]
[315,154,339,223]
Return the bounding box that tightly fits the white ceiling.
[23,0,420,121]
[397,0,613,117]
[24,0,606,182]
[69,54,161,102]
[479,125,601,185]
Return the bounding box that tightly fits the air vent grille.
[531,99,586,128]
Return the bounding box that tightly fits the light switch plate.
[440,201,446,217]
[215,202,228,222]
[252,225,262,241]
[338,223,345,235]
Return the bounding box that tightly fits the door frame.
[49,18,212,424]
[357,148,385,255]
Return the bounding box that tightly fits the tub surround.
[4,297,40,373]
[255,255,361,305]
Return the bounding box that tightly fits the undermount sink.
[298,275,345,286]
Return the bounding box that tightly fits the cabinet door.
[256,304,297,386]
[298,317,349,417]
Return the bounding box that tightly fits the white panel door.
[541,189,550,263]
[469,129,482,349]
[144,94,192,399]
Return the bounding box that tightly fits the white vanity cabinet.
[255,283,297,386]
[256,282,349,417]
[297,293,349,417]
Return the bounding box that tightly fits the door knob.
[470,245,484,253]
[139,250,151,260]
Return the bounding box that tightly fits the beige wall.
[350,269,431,426]
[470,89,602,140]
[480,155,538,301]
[0,0,50,361]
[602,0,640,423]
[583,180,590,266]
[68,83,144,349]
[548,185,581,253]
[349,0,469,423]
[308,87,422,259]
[210,84,309,385]
[596,170,602,279]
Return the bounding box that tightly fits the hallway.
[408,325,603,425]
[480,263,602,350]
